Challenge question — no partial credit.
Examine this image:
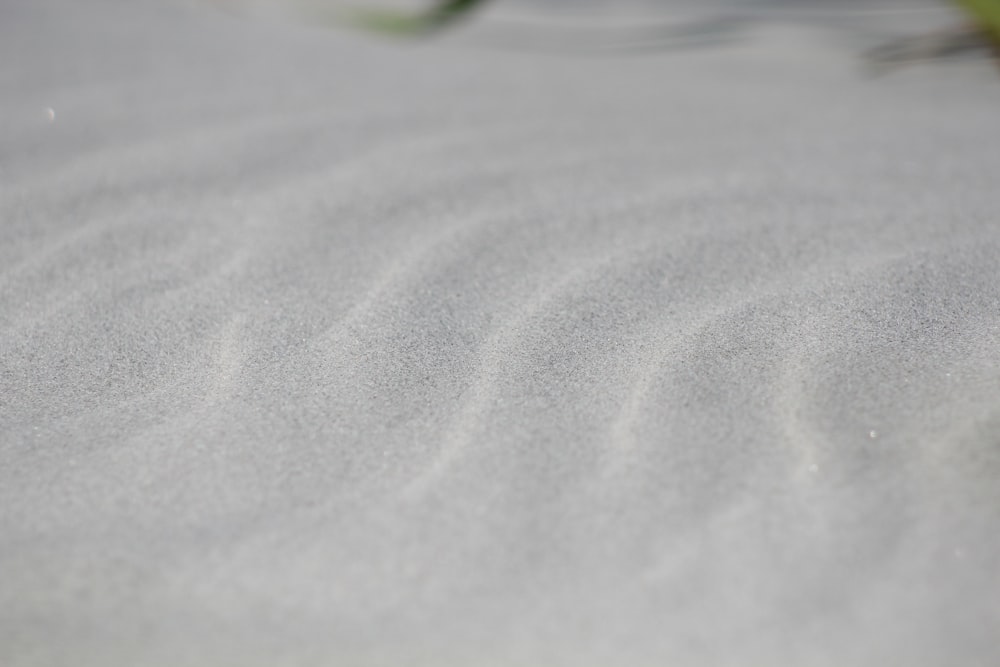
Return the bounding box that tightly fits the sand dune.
[2,1,1000,665]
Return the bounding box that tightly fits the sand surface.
[2,1,1000,665]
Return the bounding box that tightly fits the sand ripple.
[3,2,1000,665]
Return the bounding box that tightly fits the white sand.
[2,1,1000,665]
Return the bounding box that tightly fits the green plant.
[347,0,489,35]
[956,0,1000,43]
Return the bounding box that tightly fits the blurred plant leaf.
[954,0,1000,43]
[347,0,488,35]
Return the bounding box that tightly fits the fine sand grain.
[2,1,1000,665]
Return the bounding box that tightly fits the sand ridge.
[2,1,1000,665]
